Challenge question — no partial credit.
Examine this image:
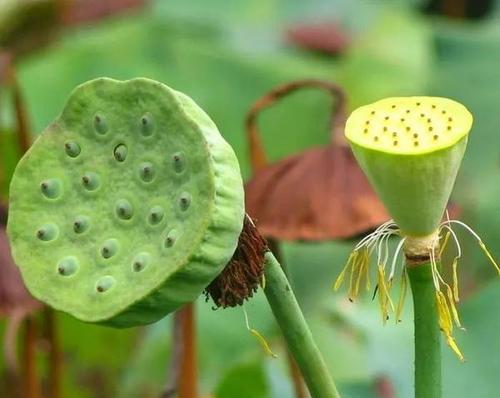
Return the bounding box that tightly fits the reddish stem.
[245,79,347,171]
[23,315,40,398]
[44,307,62,398]
[177,303,198,398]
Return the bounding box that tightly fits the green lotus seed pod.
[345,96,472,236]
[7,77,244,327]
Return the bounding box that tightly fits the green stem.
[263,252,341,398]
[407,262,441,398]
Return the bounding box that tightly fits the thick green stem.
[407,262,441,398]
[263,252,340,398]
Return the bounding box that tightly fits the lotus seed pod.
[345,97,472,236]
[7,77,244,327]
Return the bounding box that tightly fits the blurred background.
[1,0,500,397]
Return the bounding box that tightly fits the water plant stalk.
[177,303,198,398]
[263,251,340,398]
[407,262,441,398]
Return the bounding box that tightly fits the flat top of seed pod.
[345,97,473,155]
[7,77,243,325]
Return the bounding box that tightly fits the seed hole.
[363,128,368,134]
[139,162,155,182]
[95,276,115,293]
[370,111,375,115]
[140,113,154,137]
[391,105,396,109]
[393,140,398,146]
[416,102,421,106]
[400,118,405,122]
[420,113,425,117]
[115,199,133,220]
[179,192,191,211]
[447,126,452,131]
[40,179,62,199]
[36,224,58,242]
[114,144,128,162]
[432,104,436,109]
[433,135,439,140]
[448,117,453,122]
[428,127,433,132]
[93,113,108,135]
[442,110,446,114]
[172,152,185,173]
[383,127,387,132]
[148,206,164,225]
[405,109,410,114]
[406,127,411,132]
[100,239,119,259]
[384,116,389,121]
[81,172,100,191]
[414,141,419,146]
[373,136,379,142]
[57,257,79,276]
[73,216,90,234]
[164,230,178,248]
[427,118,432,123]
[392,132,398,137]
[64,142,81,158]
[132,252,150,272]
[413,133,419,138]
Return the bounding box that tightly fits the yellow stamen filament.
[244,308,277,358]
[396,267,408,323]
[452,257,459,302]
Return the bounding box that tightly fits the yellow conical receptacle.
[345,96,472,237]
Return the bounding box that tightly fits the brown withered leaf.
[245,142,389,241]
[286,22,349,55]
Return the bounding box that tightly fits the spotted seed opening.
[73,215,90,234]
[57,257,79,276]
[179,192,191,211]
[95,276,115,293]
[115,199,133,220]
[100,239,119,259]
[164,229,178,248]
[148,206,164,225]
[114,144,128,162]
[140,114,154,137]
[36,223,58,241]
[132,252,150,272]
[82,172,100,191]
[346,96,473,154]
[94,113,108,135]
[40,179,62,199]
[65,142,81,158]
[139,162,155,182]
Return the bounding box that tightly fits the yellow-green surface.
[7,78,244,327]
[346,97,472,155]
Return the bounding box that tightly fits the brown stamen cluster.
[204,215,268,308]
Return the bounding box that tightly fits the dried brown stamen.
[204,215,268,308]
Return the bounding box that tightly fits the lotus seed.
[132,252,150,272]
[40,179,61,199]
[164,229,178,248]
[95,276,115,293]
[101,239,119,259]
[113,144,128,162]
[64,142,81,158]
[57,256,79,276]
[94,114,108,135]
[36,224,58,241]
[148,206,164,225]
[73,215,90,234]
[115,199,133,220]
[140,113,154,137]
[139,162,155,182]
[179,192,191,211]
[82,172,100,191]
[172,152,185,173]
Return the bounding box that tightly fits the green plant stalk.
[407,262,441,398]
[263,252,340,398]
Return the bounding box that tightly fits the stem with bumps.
[263,251,340,398]
[407,261,441,398]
